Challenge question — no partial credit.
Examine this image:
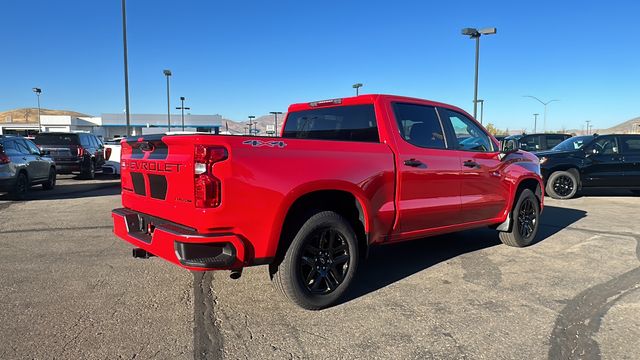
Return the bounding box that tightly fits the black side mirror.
[40,150,50,156]
[502,139,517,152]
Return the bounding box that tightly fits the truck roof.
[287,94,470,117]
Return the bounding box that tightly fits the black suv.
[503,133,572,153]
[536,134,640,199]
[33,132,105,179]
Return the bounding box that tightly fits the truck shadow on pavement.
[340,205,587,305]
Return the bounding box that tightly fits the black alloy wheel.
[299,227,350,294]
[552,175,574,198]
[517,197,537,241]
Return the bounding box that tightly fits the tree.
[484,123,506,135]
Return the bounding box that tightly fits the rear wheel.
[546,170,578,199]
[81,160,95,180]
[499,188,540,247]
[271,211,359,310]
[42,168,56,190]
[11,172,29,200]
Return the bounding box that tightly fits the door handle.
[463,160,480,168]
[404,159,423,167]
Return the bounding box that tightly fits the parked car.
[536,134,640,199]
[0,135,57,198]
[111,94,544,309]
[102,138,123,176]
[503,133,572,153]
[33,132,105,179]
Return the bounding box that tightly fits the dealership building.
[0,113,223,138]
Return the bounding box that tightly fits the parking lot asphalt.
[1,178,639,360]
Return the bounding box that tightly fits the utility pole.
[461,27,497,119]
[269,111,283,137]
[175,96,190,131]
[32,88,42,132]
[248,115,256,135]
[476,99,484,124]
[533,113,539,133]
[352,83,363,96]
[163,69,172,131]
[121,0,131,137]
[585,120,591,135]
[523,95,559,133]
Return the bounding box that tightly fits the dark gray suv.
[0,136,57,198]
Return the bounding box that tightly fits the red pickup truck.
[112,94,543,309]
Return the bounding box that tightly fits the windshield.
[552,135,593,151]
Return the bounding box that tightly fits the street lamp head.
[352,83,363,89]
[270,111,283,115]
[478,27,497,35]
[248,115,255,119]
[163,69,172,76]
[32,87,42,94]
[180,96,185,101]
[461,27,479,37]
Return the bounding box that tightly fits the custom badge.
[242,140,287,148]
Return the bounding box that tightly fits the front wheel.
[499,188,540,247]
[271,211,359,310]
[546,170,578,199]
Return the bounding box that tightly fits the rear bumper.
[54,160,82,173]
[112,208,245,271]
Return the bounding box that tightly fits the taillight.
[105,147,112,161]
[194,145,228,208]
[77,146,85,157]
[0,149,9,165]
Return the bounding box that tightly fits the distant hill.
[221,113,288,135]
[0,108,91,124]
[599,116,640,134]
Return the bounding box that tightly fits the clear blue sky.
[2,0,639,132]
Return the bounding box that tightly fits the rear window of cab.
[282,105,379,143]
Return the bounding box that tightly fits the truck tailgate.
[120,135,200,229]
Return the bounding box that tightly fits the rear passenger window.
[1,140,20,155]
[80,134,91,147]
[620,137,640,154]
[392,103,445,149]
[282,105,378,142]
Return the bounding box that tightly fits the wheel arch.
[273,187,371,266]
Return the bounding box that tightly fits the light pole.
[121,0,131,137]
[476,99,484,124]
[533,113,539,133]
[352,83,363,96]
[461,27,497,120]
[163,69,172,131]
[585,120,591,135]
[270,111,283,137]
[175,96,190,131]
[32,87,42,132]
[248,115,256,135]
[523,95,559,133]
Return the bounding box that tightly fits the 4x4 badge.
[242,140,287,148]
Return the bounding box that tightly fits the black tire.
[11,172,29,200]
[42,167,56,190]
[499,189,540,247]
[81,160,95,180]
[271,211,359,310]
[546,170,578,199]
